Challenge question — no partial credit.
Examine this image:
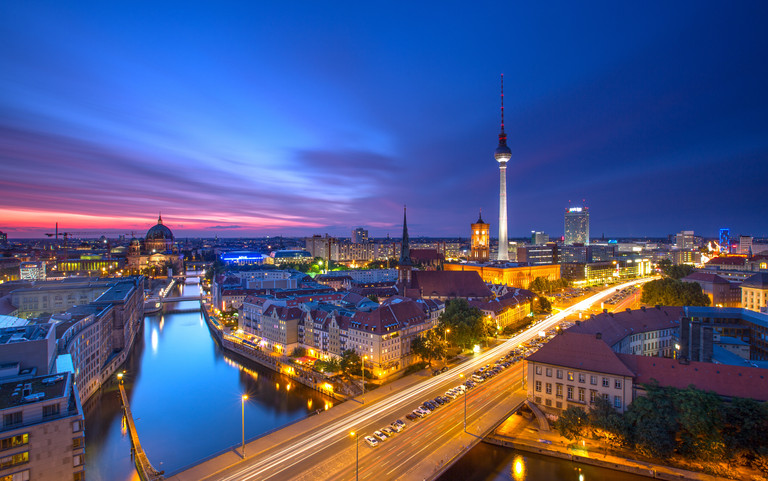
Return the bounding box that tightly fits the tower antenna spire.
[500,73,505,135]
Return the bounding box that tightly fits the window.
[73,455,82,467]
[0,452,28,469]
[42,404,60,418]
[590,390,597,404]
[545,399,552,407]
[72,437,83,449]
[535,381,541,392]
[602,377,609,388]
[556,370,563,379]
[615,379,622,389]
[535,365,542,375]
[578,373,585,383]
[578,388,585,402]
[0,434,28,452]
[545,383,552,394]
[3,413,21,428]
[556,384,563,398]
[567,386,574,400]
[614,396,622,409]
[1,469,30,481]
[556,401,562,409]
[590,375,597,385]
[567,371,574,381]
[545,368,552,377]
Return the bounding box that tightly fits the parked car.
[382,427,396,436]
[390,422,404,432]
[365,436,379,447]
[373,430,388,441]
[406,413,419,421]
[394,419,406,428]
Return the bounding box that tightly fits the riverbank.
[485,413,758,481]
[201,305,347,400]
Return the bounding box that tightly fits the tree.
[658,258,695,280]
[529,276,570,294]
[367,294,379,303]
[623,383,679,458]
[339,349,362,376]
[410,330,446,368]
[641,277,710,307]
[532,296,552,314]
[588,395,625,446]
[290,346,307,358]
[674,387,725,460]
[438,299,487,350]
[554,406,589,440]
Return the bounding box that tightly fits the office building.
[740,235,753,255]
[19,263,46,281]
[675,230,696,249]
[741,273,768,312]
[564,207,589,245]
[531,231,549,245]
[351,228,369,244]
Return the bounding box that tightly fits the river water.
[83,274,334,481]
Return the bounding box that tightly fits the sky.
[1,1,767,240]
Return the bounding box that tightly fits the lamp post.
[350,431,359,481]
[362,355,368,404]
[444,328,450,365]
[459,373,467,432]
[241,395,248,457]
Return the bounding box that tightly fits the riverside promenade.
[485,412,730,481]
[118,382,165,481]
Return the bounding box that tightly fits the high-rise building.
[494,74,511,261]
[719,228,731,253]
[531,231,549,245]
[739,235,753,256]
[676,230,695,249]
[564,207,589,245]
[470,211,490,263]
[351,227,368,244]
[20,261,46,281]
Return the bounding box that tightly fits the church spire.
[158,212,163,225]
[399,205,412,266]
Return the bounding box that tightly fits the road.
[181,277,654,481]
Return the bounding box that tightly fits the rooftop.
[0,324,53,345]
[569,306,683,347]
[526,332,635,377]
[0,372,70,410]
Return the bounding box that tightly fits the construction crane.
[44,223,90,261]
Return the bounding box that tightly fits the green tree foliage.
[410,329,446,368]
[554,406,589,440]
[640,278,710,307]
[532,296,552,314]
[675,387,725,459]
[315,358,340,373]
[367,294,379,303]
[658,259,696,279]
[528,276,569,294]
[290,346,307,358]
[438,299,493,349]
[623,383,679,458]
[339,349,362,376]
[588,396,624,446]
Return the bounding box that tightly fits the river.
[83,274,334,481]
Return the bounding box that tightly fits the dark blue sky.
[1,1,767,239]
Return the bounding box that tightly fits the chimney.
[596,332,602,340]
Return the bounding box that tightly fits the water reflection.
[512,455,525,481]
[150,327,159,354]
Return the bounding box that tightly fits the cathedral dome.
[146,215,174,242]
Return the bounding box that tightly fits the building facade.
[564,207,589,246]
[470,213,490,263]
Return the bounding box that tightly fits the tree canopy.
[528,276,569,294]
[641,278,710,306]
[658,259,695,279]
[339,349,362,376]
[410,329,446,367]
[438,298,494,349]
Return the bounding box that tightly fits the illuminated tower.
[470,210,490,263]
[494,74,512,261]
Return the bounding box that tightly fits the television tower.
[494,74,512,261]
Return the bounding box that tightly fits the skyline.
[2,2,768,239]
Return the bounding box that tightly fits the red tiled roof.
[351,299,430,334]
[706,256,747,266]
[617,354,768,402]
[469,288,535,314]
[568,306,682,348]
[742,273,768,289]
[410,271,491,299]
[526,332,635,377]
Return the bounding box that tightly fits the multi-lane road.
[173,277,654,481]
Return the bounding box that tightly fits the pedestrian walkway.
[118,383,165,481]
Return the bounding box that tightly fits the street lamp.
[362,355,368,404]
[241,395,248,457]
[459,373,467,432]
[444,328,450,365]
[350,431,359,481]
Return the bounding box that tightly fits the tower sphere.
[494,145,511,163]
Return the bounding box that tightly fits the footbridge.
[160,295,203,302]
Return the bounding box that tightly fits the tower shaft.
[498,163,508,261]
